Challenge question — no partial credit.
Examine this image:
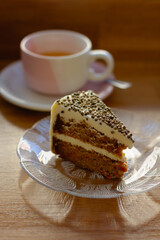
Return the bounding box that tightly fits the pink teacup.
[20,30,114,95]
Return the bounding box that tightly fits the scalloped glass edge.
[17,110,160,199]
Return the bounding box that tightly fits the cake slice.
[50,90,134,178]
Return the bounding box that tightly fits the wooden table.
[0,59,160,240]
[0,0,160,239]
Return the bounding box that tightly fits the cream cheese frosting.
[53,133,126,162]
[50,90,134,163]
[50,102,133,147]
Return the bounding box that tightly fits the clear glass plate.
[17,109,160,198]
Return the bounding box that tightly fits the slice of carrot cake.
[50,90,134,178]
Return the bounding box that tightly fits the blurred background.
[1,0,160,62]
[0,0,160,107]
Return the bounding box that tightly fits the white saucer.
[0,61,114,112]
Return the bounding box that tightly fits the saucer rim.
[0,60,114,112]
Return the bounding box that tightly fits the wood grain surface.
[0,0,160,239]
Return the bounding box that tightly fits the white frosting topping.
[50,91,134,164]
[50,101,133,148]
[53,133,126,162]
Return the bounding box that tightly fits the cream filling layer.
[53,133,126,162]
[50,101,133,148]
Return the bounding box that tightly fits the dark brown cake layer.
[52,137,128,178]
[53,115,126,157]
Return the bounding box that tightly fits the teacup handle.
[88,50,114,81]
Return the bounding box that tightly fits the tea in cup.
[20,30,114,95]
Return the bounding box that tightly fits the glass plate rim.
[17,110,160,199]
